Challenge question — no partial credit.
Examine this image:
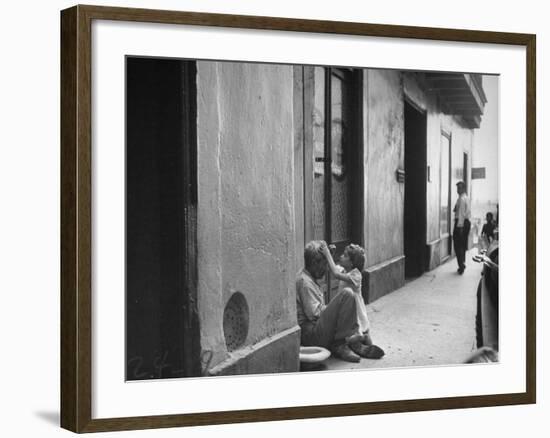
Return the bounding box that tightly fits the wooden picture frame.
[61,4,536,433]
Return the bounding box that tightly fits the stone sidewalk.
[324,249,482,371]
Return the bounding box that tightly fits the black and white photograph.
[2,0,544,436]
[125,57,500,380]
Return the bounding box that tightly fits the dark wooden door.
[404,101,427,278]
[307,67,363,301]
[126,57,199,380]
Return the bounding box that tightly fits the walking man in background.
[453,180,471,275]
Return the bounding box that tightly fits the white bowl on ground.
[299,346,331,364]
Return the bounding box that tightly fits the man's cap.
[456,180,465,186]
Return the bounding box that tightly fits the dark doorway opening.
[126,57,199,380]
[440,132,452,259]
[404,100,427,278]
[463,152,469,193]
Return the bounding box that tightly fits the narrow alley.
[324,249,483,371]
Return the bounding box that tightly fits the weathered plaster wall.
[364,69,404,267]
[196,61,298,373]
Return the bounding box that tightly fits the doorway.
[303,66,363,301]
[463,152,469,193]
[126,57,200,380]
[404,100,427,278]
[440,132,452,259]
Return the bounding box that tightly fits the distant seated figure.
[481,212,497,249]
[296,241,384,363]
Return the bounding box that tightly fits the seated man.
[296,241,383,362]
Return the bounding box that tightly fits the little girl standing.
[320,242,385,359]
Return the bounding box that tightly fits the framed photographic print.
[60,4,536,433]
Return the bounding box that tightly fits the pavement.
[322,249,482,372]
